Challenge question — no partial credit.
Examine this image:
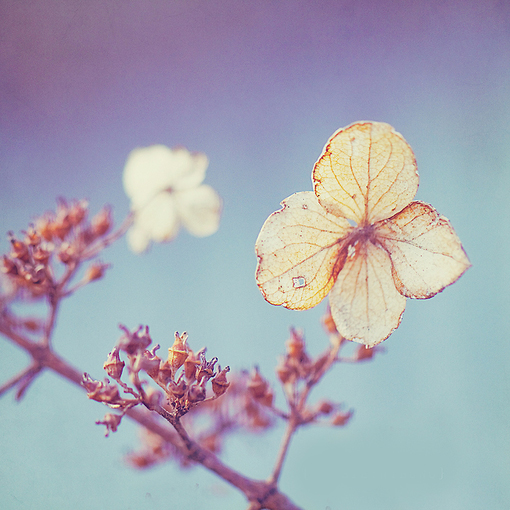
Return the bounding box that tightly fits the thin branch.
[268,416,297,485]
[0,363,40,398]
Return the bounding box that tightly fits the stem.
[268,416,297,485]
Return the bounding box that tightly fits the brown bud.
[285,328,306,360]
[322,306,338,334]
[32,246,51,265]
[187,383,206,404]
[168,332,189,373]
[158,360,174,385]
[84,262,110,282]
[356,345,382,362]
[317,400,335,415]
[68,199,88,226]
[137,347,161,378]
[275,358,294,384]
[35,215,55,242]
[57,242,76,264]
[103,348,125,380]
[168,377,187,399]
[118,325,152,355]
[9,237,29,263]
[24,227,41,247]
[183,348,202,382]
[211,366,230,397]
[1,256,18,276]
[331,409,354,427]
[247,367,270,399]
[91,206,112,237]
[144,386,163,406]
[96,413,122,437]
[53,207,72,240]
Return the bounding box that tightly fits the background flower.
[123,145,222,253]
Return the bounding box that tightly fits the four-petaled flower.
[123,145,222,253]
[255,121,471,347]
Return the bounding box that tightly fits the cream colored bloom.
[255,122,471,347]
[123,145,221,253]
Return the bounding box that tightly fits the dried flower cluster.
[1,198,112,300]
[84,325,231,437]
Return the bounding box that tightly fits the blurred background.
[0,1,508,509]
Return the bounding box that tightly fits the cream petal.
[135,192,180,242]
[126,223,152,254]
[170,149,209,191]
[329,240,406,347]
[313,122,419,225]
[376,201,471,299]
[173,185,221,237]
[123,145,181,207]
[255,191,352,310]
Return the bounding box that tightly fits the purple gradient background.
[1,1,509,509]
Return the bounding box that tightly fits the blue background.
[1,1,509,509]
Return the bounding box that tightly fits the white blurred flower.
[123,145,222,253]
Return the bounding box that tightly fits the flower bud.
[103,347,125,380]
[187,383,206,404]
[285,328,306,360]
[331,409,354,427]
[247,367,272,406]
[118,325,152,355]
[68,199,88,226]
[1,256,18,276]
[96,413,122,436]
[183,348,202,382]
[168,377,187,399]
[144,386,163,406]
[168,332,189,373]
[9,237,29,263]
[211,366,230,397]
[35,215,55,241]
[85,262,110,282]
[91,206,112,237]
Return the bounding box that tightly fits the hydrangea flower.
[123,145,221,253]
[255,121,470,347]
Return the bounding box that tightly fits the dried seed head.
[211,366,230,397]
[103,347,125,380]
[168,332,189,372]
